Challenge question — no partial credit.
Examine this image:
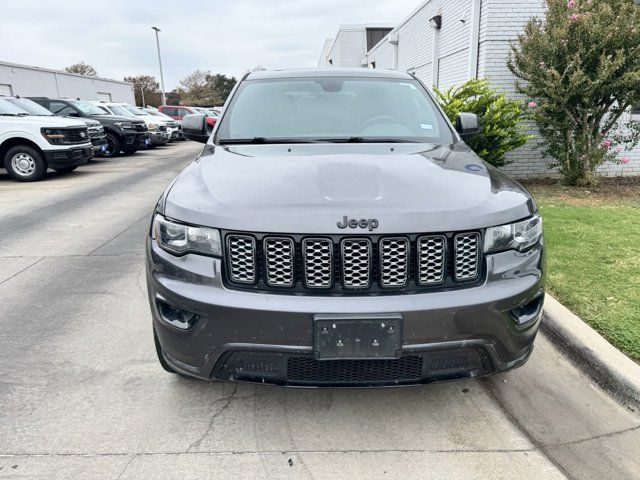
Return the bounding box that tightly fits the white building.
[318,24,394,69]
[0,61,135,104]
[320,0,640,179]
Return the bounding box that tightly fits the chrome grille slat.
[380,238,409,287]
[302,238,333,288]
[341,239,371,288]
[264,237,295,287]
[226,235,256,284]
[417,235,446,285]
[454,233,480,281]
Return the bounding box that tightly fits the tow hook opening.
[510,291,544,326]
[155,296,199,330]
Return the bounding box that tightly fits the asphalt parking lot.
[0,142,639,480]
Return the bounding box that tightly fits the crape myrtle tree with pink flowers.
[509,0,640,185]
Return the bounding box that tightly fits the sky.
[0,0,421,90]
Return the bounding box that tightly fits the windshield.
[107,104,136,117]
[0,99,29,115]
[71,100,107,116]
[5,98,53,116]
[122,104,145,116]
[147,109,173,119]
[216,77,454,144]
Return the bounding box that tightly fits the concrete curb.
[542,294,640,412]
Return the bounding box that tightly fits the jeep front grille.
[417,235,446,285]
[302,238,333,288]
[341,239,371,288]
[224,231,482,294]
[264,237,294,287]
[379,238,409,287]
[226,235,256,284]
[454,233,480,281]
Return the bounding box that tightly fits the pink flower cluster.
[602,139,612,148]
[570,13,581,21]
[527,101,538,109]
[567,0,576,7]
[621,157,631,165]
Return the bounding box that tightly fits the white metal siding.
[0,62,135,104]
[367,0,472,88]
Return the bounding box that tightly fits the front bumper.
[146,239,545,386]
[43,144,93,169]
[91,136,108,155]
[149,131,169,146]
[123,131,150,150]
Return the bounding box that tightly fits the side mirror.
[182,114,209,143]
[67,111,80,117]
[455,112,480,137]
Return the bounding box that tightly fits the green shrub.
[434,78,532,168]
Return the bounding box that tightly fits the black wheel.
[54,166,78,174]
[3,145,47,182]
[103,133,121,157]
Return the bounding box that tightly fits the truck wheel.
[4,145,47,182]
[104,133,121,157]
[54,166,78,174]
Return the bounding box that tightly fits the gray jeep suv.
[146,68,545,387]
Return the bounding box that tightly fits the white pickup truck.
[0,97,92,181]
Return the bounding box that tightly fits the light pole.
[151,26,167,106]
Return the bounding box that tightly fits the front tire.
[103,133,121,157]
[4,145,47,182]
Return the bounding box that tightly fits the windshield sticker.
[419,123,434,130]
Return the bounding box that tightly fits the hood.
[0,115,88,128]
[89,114,144,123]
[164,143,536,234]
[79,117,101,126]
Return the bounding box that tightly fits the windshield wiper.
[320,137,419,143]
[218,137,326,145]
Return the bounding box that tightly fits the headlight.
[152,214,221,256]
[484,214,542,253]
[114,122,133,129]
[41,128,67,144]
[148,123,158,131]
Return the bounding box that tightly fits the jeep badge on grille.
[337,216,379,231]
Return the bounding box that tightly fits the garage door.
[0,84,13,96]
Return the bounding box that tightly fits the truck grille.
[64,128,89,144]
[87,125,104,139]
[224,231,482,294]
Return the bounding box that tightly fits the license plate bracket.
[313,314,403,360]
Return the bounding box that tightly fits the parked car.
[0,97,92,181]
[90,102,169,148]
[146,68,545,386]
[29,98,150,157]
[5,96,108,157]
[158,105,217,130]
[143,108,184,141]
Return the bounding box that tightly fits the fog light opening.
[510,292,544,326]
[156,299,199,330]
